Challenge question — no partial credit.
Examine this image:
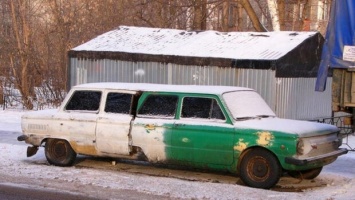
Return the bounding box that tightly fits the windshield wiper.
[236,115,273,121]
[235,117,255,121]
[256,115,272,118]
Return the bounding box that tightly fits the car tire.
[45,139,77,166]
[288,167,323,180]
[239,148,281,189]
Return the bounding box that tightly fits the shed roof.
[72,26,318,61]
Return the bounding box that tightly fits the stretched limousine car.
[18,83,347,189]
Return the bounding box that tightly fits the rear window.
[139,95,178,118]
[104,93,133,114]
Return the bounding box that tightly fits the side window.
[139,95,178,118]
[65,91,101,111]
[211,99,225,120]
[105,93,133,114]
[181,97,225,120]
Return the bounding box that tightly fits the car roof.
[74,82,253,95]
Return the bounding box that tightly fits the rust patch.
[256,131,274,146]
[234,139,248,152]
[70,141,99,156]
[144,124,156,133]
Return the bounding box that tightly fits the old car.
[18,83,347,189]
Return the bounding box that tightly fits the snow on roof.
[74,82,253,95]
[72,26,318,60]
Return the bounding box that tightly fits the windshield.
[223,91,275,120]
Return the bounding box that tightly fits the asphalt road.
[0,183,96,200]
[0,131,174,200]
[0,132,96,200]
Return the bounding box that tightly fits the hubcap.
[53,141,66,158]
[248,157,269,181]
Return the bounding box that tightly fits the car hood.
[235,117,339,137]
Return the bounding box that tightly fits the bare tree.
[5,0,36,109]
[192,0,207,30]
[239,0,268,32]
[276,0,286,30]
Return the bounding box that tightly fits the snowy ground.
[1,109,355,200]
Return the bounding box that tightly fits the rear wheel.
[288,167,323,180]
[239,148,281,189]
[45,139,77,166]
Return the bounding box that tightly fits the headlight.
[297,138,312,156]
[297,139,304,155]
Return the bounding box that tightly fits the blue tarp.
[315,0,355,91]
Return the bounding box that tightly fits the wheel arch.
[236,146,282,174]
[44,137,77,153]
[45,138,77,166]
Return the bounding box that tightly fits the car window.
[65,91,101,111]
[181,97,225,120]
[139,95,178,118]
[104,93,133,114]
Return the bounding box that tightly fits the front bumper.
[285,148,348,166]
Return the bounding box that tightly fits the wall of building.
[275,77,332,120]
[69,58,332,120]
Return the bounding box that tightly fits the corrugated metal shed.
[68,26,331,120]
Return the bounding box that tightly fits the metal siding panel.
[169,64,238,86]
[69,58,76,88]
[87,60,93,82]
[235,69,276,111]
[276,78,332,120]
[170,66,277,113]
[124,61,131,82]
[110,60,115,82]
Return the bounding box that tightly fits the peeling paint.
[182,138,190,143]
[234,139,248,152]
[256,131,274,146]
[131,123,167,162]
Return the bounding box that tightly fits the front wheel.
[239,148,282,189]
[288,167,323,180]
[45,139,77,166]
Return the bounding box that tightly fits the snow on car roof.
[74,82,253,95]
[72,26,318,60]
